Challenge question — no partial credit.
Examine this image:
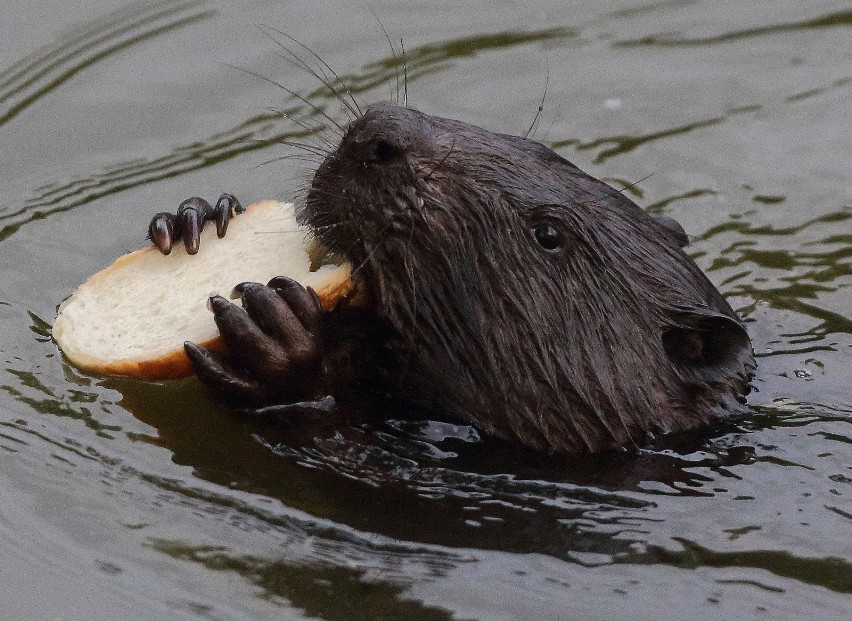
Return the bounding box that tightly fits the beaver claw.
[185,276,328,407]
[148,193,244,255]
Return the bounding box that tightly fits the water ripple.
[0,0,215,129]
[617,9,852,47]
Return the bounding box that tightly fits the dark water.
[1,1,850,619]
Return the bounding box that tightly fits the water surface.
[1,1,850,619]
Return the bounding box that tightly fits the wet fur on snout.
[305,104,755,455]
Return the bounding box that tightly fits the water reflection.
[107,366,755,559]
[0,0,214,129]
[616,8,852,47]
[151,539,464,621]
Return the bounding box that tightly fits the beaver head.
[304,104,754,455]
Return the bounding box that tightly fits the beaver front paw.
[148,193,243,255]
[184,276,329,407]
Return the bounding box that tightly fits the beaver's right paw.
[148,194,243,255]
[184,276,328,407]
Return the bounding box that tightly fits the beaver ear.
[662,308,752,383]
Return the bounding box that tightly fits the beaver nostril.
[373,139,400,163]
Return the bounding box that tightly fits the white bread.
[52,200,355,380]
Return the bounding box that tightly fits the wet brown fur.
[304,105,755,455]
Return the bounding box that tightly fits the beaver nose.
[343,104,425,164]
[364,138,402,164]
[344,132,404,166]
[346,131,406,166]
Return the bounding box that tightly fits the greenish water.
[0,1,849,619]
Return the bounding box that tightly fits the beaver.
[148,104,755,455]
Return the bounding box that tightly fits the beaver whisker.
[395,221,420,390]
[404,217,419,329]
[225,63,346,136]
[400,39,409,108]
[541,104,564,144]
[273,139,330,158]
[423,137,456,181]
[257,25,362,120]
[255,154,324,169]
[348,221,393,282]
[393,187,425,222]
[241,134,329,155]
[618,172,657,195]
[263,108,338,151]
[365,3,403,107]
[309,223,342,233]
[524,68,549,140]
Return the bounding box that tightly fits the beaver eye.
[373,139,400,163]
[534,224,562,250]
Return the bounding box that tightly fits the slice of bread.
[52,200,355,380]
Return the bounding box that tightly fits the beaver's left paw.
[148,194,243,255]
[184,276,327,407]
